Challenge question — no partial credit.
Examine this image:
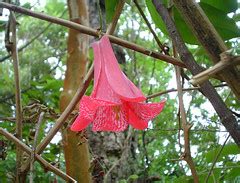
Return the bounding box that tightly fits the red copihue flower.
[71,36,166,132]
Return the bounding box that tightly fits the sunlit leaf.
[105,0,119,23]
[200,0,238,13]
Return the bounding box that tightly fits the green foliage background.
[0,0,239,182]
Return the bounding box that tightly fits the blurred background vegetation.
[0,0,239,182]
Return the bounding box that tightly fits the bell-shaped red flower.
[71,36,166,132]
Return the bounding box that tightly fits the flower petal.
[71,36,167,132]
[128,100,166,121]
[71,116,92,131]
[91,41,101,94]
[100,36,146,102]
[70,96,120,131]
[128,106,148,130]
[91,40,122,104]
[92,105,128,132]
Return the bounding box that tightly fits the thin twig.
[29,112,45,183]
[142,130,150,178]
[0,2,185,67]
[207,165,240,170]
[147,60,156,96]
[175,66,199,182]
[134,0,167,54]
[205,134,230,182]
[7,11,23,182]
[147,83,228,99]
[172,34,184,166]
[0,128,77,182]
[151,128,228,133]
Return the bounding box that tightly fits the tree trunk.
[60,0,91,182]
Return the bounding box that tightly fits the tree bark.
[172,0,240,100]
[60,0,91,182]
[152,0,240,146]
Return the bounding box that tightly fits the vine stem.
[0,2,185,68]
[134,0,167,54]
[7,11,23,182]
[147,83,227,99]
[175,66,199,182]
[97,0,103,31]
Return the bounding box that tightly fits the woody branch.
[152,0,240,146]
[0,2,185,68]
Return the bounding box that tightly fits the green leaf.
[44,0,66,16]
[146,0,239,45]
[0,20,7,32]
[145,0,168,34]
[145,0,198,44]
[172,7,198,44]
[205,143,240,163]
[173,175,193,183]
[21,2,32,9]
[44,79,62,91]
[105,0,119,24]
[118,180,127,183]
[200,2,240,41]
[224,166,240,181]
[127,174,138,181]
[200,0,238,13]
[233,13,240,22]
